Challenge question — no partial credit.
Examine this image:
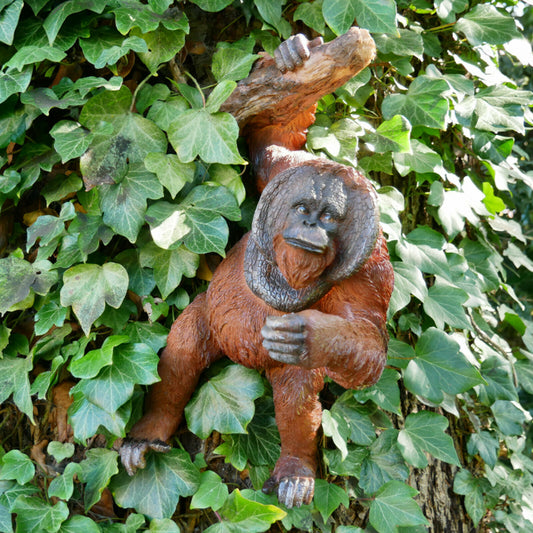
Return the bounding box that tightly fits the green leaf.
[111,0,188,34]
[388,261,428,315]
[41,173,83,206]
[404,328,484,404]
[100,163,164,243]
[0,67,32,105]
[144,152,195,199]
[478,356,518,405]
[467,431,499,468]
[68,388,131,442]
[365,115,411,153]
[393,139,444,177]
[69,335,129,379]
[0,0,22,45]
[148,518,181,533]
[331,391,376,446]
[359,430,409,494]
[185,364,264,438]
[212,45,259,82]
[190,471,228,511]
[353,0,397,34]
[168,108,245,164]
[60,262,129,335]
[4,45,66,71]
[47,441,75,463]
[212,489,286,533]
[12,497,69,533]
[369,481,428,533]
[491,400,527,436]
[374,29,424,59]
[74,343,160,413]
[190,0,232,12]
[0,354,33,422]
[112,449,200,519]
[313,479,349,522]
[57,515,101,533]
[294,1,326,34]
[0,256,36,314]
[323,0,356,36]
[455,4,521,47]
[43,0,108,44]
[0,450,34,484]
[50,121,95,163]
[79,448,119,511]
[221,396,280,467]
[353,368,401,415]
[79,87,167,188]
[453,469,490,526]
[398,411,460,468]
[322,409,350,459]
[423,282,470,330]
[134,25,186,74]
[139,242,198,298]
[383,77,449,129]
[206,80,238,113]
[48,462,81,500]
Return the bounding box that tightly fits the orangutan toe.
[278,476,315,508]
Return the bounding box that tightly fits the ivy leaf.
[467,431,499,468]
[353,0,397,34]
[398,411,460,468]
[68,388,131,442]
[294,1,326,34]
[50,121,95,163]
[359,430,409,495]
[369,481,428,533]
[74,343,160,413]
[4,45,66,71]
[222,396,280,467]
[491,400,527,436]
[111,449,200,519]
[455,4,520,47]
[185,365,264,438]
[322,409,350,459]
[139,241,198,298]
[43,0,108,44]
[388,261,428,315]
[168,108,245,165]
[0,355,33,422]
[111,0,188,34]
[57,515,101,533]
[353,368,401,415]
[190,0,233,12]
[423,282,470,330]
[323,0,355,36]
[393,139,444,177]
[144,152,195,199]
[478,356,518,405]
[48,462,81,500]
[78,449,119,511]
[0,0,22,45]
[365,115,411,153]
[313,479,349,522]
[211,489,286,533]
[212,45,259,82]
[0,66,32,105]
[453,469,491,526]
[79,87,167,188]
[100,163,164,243]
[0,450,35,485]
[12,497,69,533]
[404,328,484,404]
[382,76,449,129]
[374,29,424,59]
[47,441,75,463]
[60,262,129,335]
[331,391,376,446]
[134,26,186,74]
[190,471,229,511]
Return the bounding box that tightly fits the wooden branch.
[220,27,376,129]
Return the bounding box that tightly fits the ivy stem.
[130,72,154,113]
[184,71,207,108]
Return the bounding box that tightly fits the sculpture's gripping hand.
[274,34,324,73]
[119,438,171,476]
[262,313,313,368]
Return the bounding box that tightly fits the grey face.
[282,175,348,253]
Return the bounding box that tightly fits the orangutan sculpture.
[120,28,394,509]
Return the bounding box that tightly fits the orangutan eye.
[321,211,334,223]
[295,204,309,215]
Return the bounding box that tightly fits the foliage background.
[0,0,532,531]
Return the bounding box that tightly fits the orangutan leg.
[120,292,221,474]
[263,365,325,508]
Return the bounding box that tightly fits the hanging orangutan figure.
[120,28,394,509]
